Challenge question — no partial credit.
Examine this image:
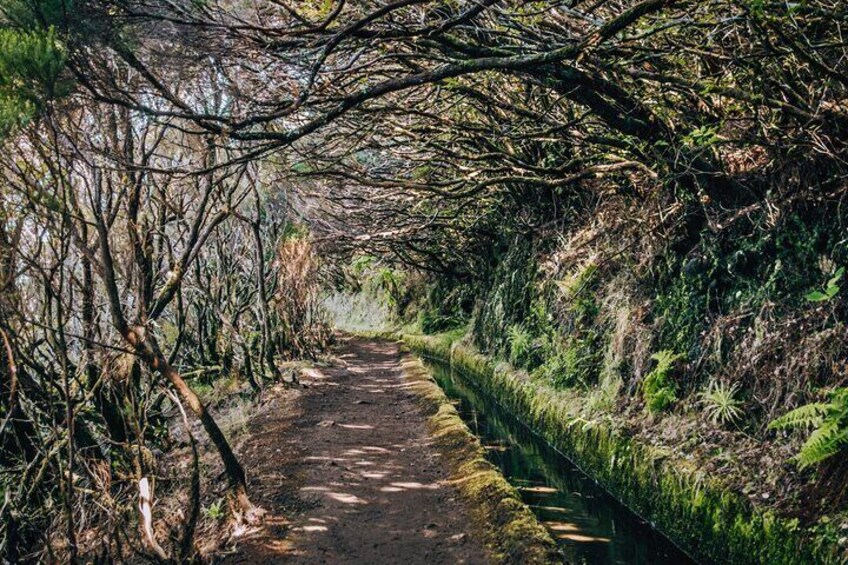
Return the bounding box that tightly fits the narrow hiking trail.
[221,337,490,564]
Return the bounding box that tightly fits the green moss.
[400,352,559,564]
[404,334,843,565]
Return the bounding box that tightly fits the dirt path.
[220,337,489,564]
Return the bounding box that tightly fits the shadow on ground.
[220,338,488,565]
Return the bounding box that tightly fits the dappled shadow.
[222,337,487,565]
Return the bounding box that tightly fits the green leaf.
[771,388,848,469]
[795,421,846,469]
[804,266,843,302]
[769,402,828,430]
[0,26,69,137]
[827,267,844,288]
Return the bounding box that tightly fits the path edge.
[398,344,561,565]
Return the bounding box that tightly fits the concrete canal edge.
[400,347,562,564]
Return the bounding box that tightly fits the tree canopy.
[1,0,848,560]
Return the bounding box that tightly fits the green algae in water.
[425,359,697,565]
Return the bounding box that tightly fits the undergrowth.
[641,350,683,413]
[769,388,848,470]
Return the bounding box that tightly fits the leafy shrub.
[528,263,603,388]
[376,267,405,308]
[531,343,575,386]
[769,387,848,469]
[0,27,70,136]
[699,380,744,426]
[531,333,602,389]
[642,350,683,413]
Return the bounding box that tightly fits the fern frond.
[794,421,848,469]
[768,403,829,431]
[650,350,683,373]
[774,387,848,469]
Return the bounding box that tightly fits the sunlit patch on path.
[222,337,489,564]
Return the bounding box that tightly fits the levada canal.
[424,359,697,565]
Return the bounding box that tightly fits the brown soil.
[218,337,490,564]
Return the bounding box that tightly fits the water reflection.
[425,360,697,565]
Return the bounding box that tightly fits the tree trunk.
[252,220,280,381]
[124,326,254,514]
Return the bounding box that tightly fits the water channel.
[424,359,697,565]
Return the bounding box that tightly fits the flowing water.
[424,360,697,565]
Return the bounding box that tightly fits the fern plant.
[642,350,683,413]
[769,388,848,469]
[699,380,744,426]
[507,324,534,368]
